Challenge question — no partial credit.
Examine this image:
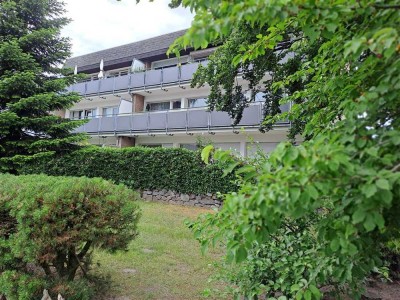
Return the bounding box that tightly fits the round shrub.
[0,174,141,299]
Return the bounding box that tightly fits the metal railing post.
[146,112,150,134]
[97,79,101,97]
[97,117,101,135]
[185,109,189,134]
[165,110,168,134]
[130,113,133,135]
[207,110,215,135]
[128,73,132,94]
[112,76,116,95]
[144,70,147,91]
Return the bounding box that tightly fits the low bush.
[20,146,237,195]
[0,173,141,299]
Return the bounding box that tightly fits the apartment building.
[63,30,290,156]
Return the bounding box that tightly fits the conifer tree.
[0,0,85,172]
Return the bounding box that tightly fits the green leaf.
[306,185,319,200]
[283,147,299,165]
[372,212,385,230]
[361,184,377,198]
[223,161,240,177]
[309,284,321,298]
[235,165,256,175]
[352,209,366,224]
[330,238,340,251]
[291,284,301,292]
[303,25,319,43]
[344,37,366,57]
[376,179,390,190]
[304,289,312,300]
[289,187,301,201]
[236,245,248,263]
[201,145,214,163]
[363,214,376,232]
[325,23,337,32]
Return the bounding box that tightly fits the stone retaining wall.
[141,189,222,208]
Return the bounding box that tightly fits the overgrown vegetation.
[0,174,140,299]
[20,146,237,195]
[0,0,86,173]
[168,0,400,299]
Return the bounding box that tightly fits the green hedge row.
[20,147,237,195]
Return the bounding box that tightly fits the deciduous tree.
[170,0,400,298]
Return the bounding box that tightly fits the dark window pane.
[172,101,181,109]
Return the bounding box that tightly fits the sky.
[61,0,194,58]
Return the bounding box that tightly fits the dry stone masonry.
[141,189,222,209]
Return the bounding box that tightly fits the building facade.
[63,30,290,156]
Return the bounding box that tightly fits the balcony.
[74,103,290,135]
[67,62,206,97]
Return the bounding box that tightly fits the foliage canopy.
[170,0,400,298]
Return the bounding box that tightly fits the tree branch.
[73,251,88,277]
[374,4,400,9]
[77,241,92,259]
[391,162,400,172]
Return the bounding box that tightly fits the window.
[79,74,98,83]
[84,109,95,119]
[102,106,119,117]
[145,100,181,111]
[146,102,170,112]
[107,68,130,78]
[70,108,96,120]
[180,144,198,151]
[70,110,82,120]
[140,144,162,148]
[254,91,265,102]
[247,142,279,156]
[172,101,181,109]
[152,56,189,70]
[119,70,129,76]
[214,143,241,154]
[188,97,208,108]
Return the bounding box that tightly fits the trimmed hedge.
[20,147,237,195]
[0,173,140,299]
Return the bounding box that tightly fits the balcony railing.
[73,103,290,135]
[67,62,207,97]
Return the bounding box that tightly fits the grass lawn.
[92,201,225,300]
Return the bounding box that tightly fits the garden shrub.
[0,173,141,299]
[20,146,237,195]
[217,216,325,299]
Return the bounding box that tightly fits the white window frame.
[70,108,96,120]
[188,97,208,108]
[151,56,189,70]
[102,106,119,117]
[106,67,130,78]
